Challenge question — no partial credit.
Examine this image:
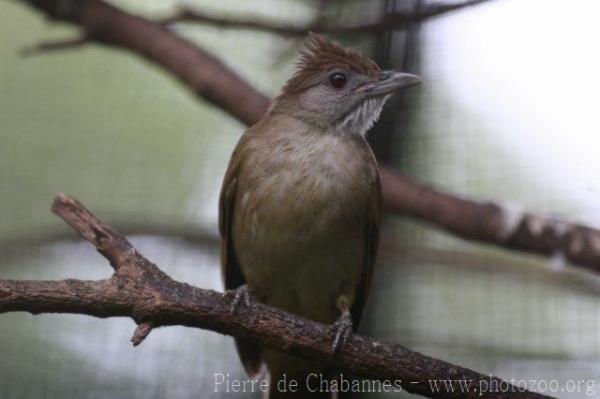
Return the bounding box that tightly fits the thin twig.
[159,0,497,36]
[20,35,89,56]
[131,322,153,346]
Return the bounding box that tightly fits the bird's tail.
[266,350,335,399]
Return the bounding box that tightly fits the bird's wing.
[219,134,263,377]
[350,160,382,328]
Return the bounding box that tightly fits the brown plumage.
[280,32,380,96]
[219,33,420,398]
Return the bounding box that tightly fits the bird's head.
[270,33,421,136]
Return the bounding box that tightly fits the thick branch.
[0,194,551,399]
[380,170,600,273]
[20,0,600,272]
[159,0,496,36]
[24,0,269,126]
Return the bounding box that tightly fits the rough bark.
[0,194,552,399]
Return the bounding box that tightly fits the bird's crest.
[281,32,380,96]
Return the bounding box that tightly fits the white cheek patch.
[337,96,388,136]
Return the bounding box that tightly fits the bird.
[219,33,421,398]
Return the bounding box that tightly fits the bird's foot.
[328,310,353,359]
[222,284,251,315]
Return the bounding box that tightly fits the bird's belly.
[233,173,366,324]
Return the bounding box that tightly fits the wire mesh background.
[1,0,600,398]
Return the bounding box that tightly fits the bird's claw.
[222,285,251,315]
[328,311,353,359]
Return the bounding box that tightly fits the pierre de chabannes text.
[214,373,597,395]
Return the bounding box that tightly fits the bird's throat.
[334,96,388,137]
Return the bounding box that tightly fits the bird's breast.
[239,134,369,238]
[231,132,374,317]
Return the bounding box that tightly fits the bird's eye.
[329,72,347,89]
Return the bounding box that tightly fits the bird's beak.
[363,71,422,98]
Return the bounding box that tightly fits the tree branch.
[420,0,496,19]
[379,170,600,273]
[159,0,496,36]
[21,34,90,56]
[24,0,269,126]
[0,194,551,399]
[18,0,600,273]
